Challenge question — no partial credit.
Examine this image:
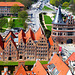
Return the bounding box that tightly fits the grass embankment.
[39,13,51,39]
[13,19,23,28]
[46,26,52,31]
[2,19,24,29]
[44,15,52,24]
[3,16,18,18]
[43,6,53,11]
[0,61,48,66]
[62,7,70,10]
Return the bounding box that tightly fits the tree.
[69,2,75,15]
[10,4,20,16]
[0,18,8,32]
[70,0,75,4]
[62,2,69,7]
[18,11,28,20]
[18,11,28,29]
[62,0,70,2]
[23,22,28,30]
[8,17,14,29]
[21,0,32,9]
[55,0,61,7]
[50,0,61,6]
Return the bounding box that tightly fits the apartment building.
[0,2,24,16]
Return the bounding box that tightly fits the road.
[27,0,54,32]
[26,0,74,32]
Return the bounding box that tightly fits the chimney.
[28,73,30,75]
[18,61,25,67]
[25,66,28,70]
[8,70,11,74]
[1,71,4,75]
[4,67,8,72]
[15,66,18,71]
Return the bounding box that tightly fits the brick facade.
[0,27,51,61]
[50,6,75,58]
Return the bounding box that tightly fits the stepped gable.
[52,6,64,24]
[49,54,70,75]
[48,36,53,46]
[35,27,42,41]
[26,28,35,43]
[4,37,16,48]
[32,60,47,75]
[65,52,75,65]
[0,35,3,49]
[4,31,16,41]
[0,2,24,7]
[18,29,26,43]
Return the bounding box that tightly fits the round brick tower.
[51,6,75,44]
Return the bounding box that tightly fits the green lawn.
[13,19,24,28]
[53,15,55,19]
[0,61,48,66]
[2,19,24,29]
[0,29,6,33]
[62,7,70,10]
[42,6,53,11]
[46,26,52,31]
[3,16,18,18]
[44,15,52,24]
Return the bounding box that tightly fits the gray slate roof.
[52,6,65,25]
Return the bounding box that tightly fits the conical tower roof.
[52,6,64,24]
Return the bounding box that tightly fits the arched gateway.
[67,39,73,44]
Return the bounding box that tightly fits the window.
[27,56,29,59]
[9,53,11,55]
[51,54,53,56]
[29,40,31,42]
[9,44,11,47]
[5,57,7,59]
[61,42,63,44]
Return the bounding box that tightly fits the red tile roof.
[65,52,75,65]
[0,46,3,51]
[4,37,16,48]
[18,30,26,43]
[32,60,47,75]
[26,28,35,42]
[5,31,16,41]
[35,27,42,41]
[42,64,49,70]
[0,2,24,7]
[48,36,53,46]
[49,54,69,75]
[15,65,27,75]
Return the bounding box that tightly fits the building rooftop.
[32,60,47,75]
[49,54,70,75]
[65,52,75,65]
[0,2,24,7]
